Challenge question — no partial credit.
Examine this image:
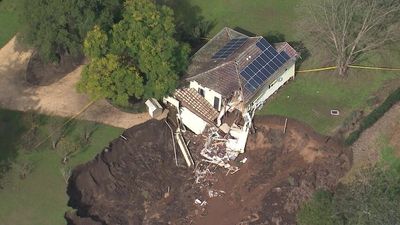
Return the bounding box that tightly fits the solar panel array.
[240,39,291,93]
[212,38,248,59]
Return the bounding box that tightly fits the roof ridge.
[233,61,245,99]
[226,27,250,39]
[189,27,230,61]
[234,36,263,65]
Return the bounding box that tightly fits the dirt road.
[0,37,150,128]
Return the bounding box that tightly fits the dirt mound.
[66,116,351,225]
[66,120,197,225]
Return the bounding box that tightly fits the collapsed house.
[164,27,299,167]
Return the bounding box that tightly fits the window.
[198,88,205,97]
[213,97,220,110]
[269,79,278,88]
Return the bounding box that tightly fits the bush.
[345,87,400,145]
[297,190,337,225]
[298,166,400,225]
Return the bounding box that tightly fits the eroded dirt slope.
[66,117,351,225]
[66,120,197,225]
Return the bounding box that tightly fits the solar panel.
[212,38,248,59]
[240,39,292,94]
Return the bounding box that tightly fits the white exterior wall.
[251,64,295,109]
[180,107,207,134]
[189,81,222,111]
[145,98,162,118]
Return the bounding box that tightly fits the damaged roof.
[186,27,299,102]
[174,88,219,123]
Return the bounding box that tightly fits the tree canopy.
[297,166,400,225]
[78,0,190,106]
[19,0,122,62]
[300,0,400,76]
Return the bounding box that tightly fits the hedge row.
[345,87,400,145]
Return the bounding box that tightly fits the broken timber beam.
[283,118,288,134]
[175,129,195,168]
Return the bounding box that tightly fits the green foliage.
[297,190,337,225]
[345,87,400,145]
[78,54,144,107]
[334,168,400,225]
[83,25,108,59]
[78,0,190,106]
[297,166,400,225]
[19,0,122,62]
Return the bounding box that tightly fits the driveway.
[0,37,150,129]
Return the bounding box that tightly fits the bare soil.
[66,116,351,225]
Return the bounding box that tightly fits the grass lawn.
[189,0,299,40]
[0,0,21,48]
[257,71,399,134]
[0,109,123,225]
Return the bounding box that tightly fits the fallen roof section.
[174,88,219,124]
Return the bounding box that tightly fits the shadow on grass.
[0,109,27,180]
[233,27,257,37]
[157,0,216,53]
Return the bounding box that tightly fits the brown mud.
[66,116,351,225]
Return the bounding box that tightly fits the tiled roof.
[174,88,219,123]
[274,42,299,58]
[188,61,240,97]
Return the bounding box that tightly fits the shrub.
[345,88,400,145]
[297,190,337,225]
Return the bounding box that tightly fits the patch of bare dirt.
[26,52,83,86]
[66,116,351,225]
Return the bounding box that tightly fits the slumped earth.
[66,116,351,225]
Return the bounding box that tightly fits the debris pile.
[200,127,240,172]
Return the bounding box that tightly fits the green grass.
[190,0,298,40]
[257,71,398,134]
[0,109,123,225]
[0,0,22,47]
[379,134,400,173]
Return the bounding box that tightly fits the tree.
[297,167,400,225]
[78,54,144,106]
[333,168,400,225]
[300,0,400,76]
[47,118,66,150]
[19,0,122,62]
[78,0,190,106]
[55,137,80,164]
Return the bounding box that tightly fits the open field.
[0,0,21,48]
[0,108,123,225]
[189,0,298,40]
